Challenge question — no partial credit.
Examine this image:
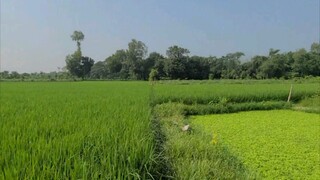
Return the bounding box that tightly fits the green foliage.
[183,101,289,115]
[0,82,157,179]
[166,45,190,59]
[99,40,149,80]
[311,42,320,54]
[193,110,320,179]
[152,103,258,179]
[208,73,214,80]
[3,41,319,81]
[66,31,94,79]
[294,95,320,113]
[65,50,82,77]
[298,95,320,107]
[291,48,320,77]
[149,80,319,179]
[1,80,319,179]
[148,68,159,81]
[71,31,84,42]
[152,80,319,105]
[80,56,95,78]
[220,52,244,79]
[143,52,164,80]
[163,46,190,79]
[105,50,126,75]
[186,56,211,79]
[71,30,84,51]
[258,53,291,78]
[127,39,148,61]
[164,56,187,79]
[92,41,319,80]
[268,48,280,56]
[90,61,108,79]
[65,51,94,79]
[126,39,148,79]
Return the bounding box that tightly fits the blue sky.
[1,0,319,72]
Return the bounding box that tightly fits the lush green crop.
[152,81,319,105]
[153,102,259,179]
[1,80,319,179]
[0,82,156,179]
[192,110,320,179]
[294,95,320,113]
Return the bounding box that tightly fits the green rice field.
[0,82,155,179]
[153,80,319,105]
[0,80,319,179]
[192,110,320,179]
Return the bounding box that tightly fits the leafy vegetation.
[65,31,94,79]
[180,101,290,115]
[192,110,320,179]
[152,81,319,105]
[293,95,320,113]
[1,38,319,81]
[149,80,319,179]
[0,82,157,179]
[70,41,320,80]
[0,80,319,179]
[152,102,258,179]
[1,1,318,178]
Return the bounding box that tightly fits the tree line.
[1,31,319,80]
[89,40,320,80]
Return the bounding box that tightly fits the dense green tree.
[10,71,20,79]
[208,56,223,79]
[71,31,85,53]
[107,50,127,73]
[21,73,31,80]
[308,42,320,76]
[126,39,148,79]
[221,52,244,79]
[186,56,210,79]
[66,50,82,77]
[307,53,320,76]
[90,61,108,79]
[0,71,10,79]
[166,45,190,59]
[164,58,187,79]
[146,52,164,67]
[258,53,289,79]
[127,39,148,61]
[65,53,94,79]
[239,61,252,79]
[105,50,127,79]
[140,52,165,80]
[66,31,94,79]
[154,58,166,79]
[292,45,320,77]
[80,57,95,79]
[165,46,190,79]
[247,55,268,79]
[292,48,308,76]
